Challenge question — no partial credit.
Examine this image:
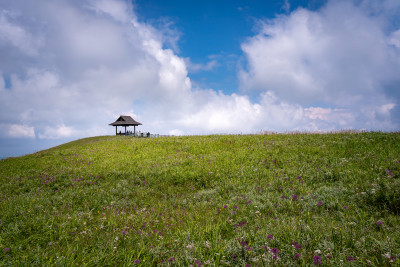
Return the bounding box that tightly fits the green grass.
[1,132,399,266]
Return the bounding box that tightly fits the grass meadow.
[0,132,399,266]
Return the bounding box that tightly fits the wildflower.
[292,194,298,200]
[134,259,140,263]
[240,240,248,247]
[234,221,247,227]
[3,248,9,252]
[293,242,302,250]
[326,254,332,259]
[376,220,383,225]
[245,264,251,267]
[245,201,252,204]
[270,248,279,254]
[313,255,322,265]
[316,201,323,206]
[314,249,321,254]
[168,257,175,262]
[234,205,239,209]
[294,253,301,259]
[267,235,274,240]
[347,256,355,262]
[121,230,128,235]
[224,205,228,208]
[343,206,349,209]
[195,259,203,266]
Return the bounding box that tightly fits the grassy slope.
[0,133,399,266]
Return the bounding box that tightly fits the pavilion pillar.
[124,126,127,135]
[134,125,136,135]
[115,126,117,135]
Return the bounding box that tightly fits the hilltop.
[1,133,399,265]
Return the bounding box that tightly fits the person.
[147,132,150,137]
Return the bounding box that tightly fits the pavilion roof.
[109,115,142,126]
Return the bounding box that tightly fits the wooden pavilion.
[109,115,142,135]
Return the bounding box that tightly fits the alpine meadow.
[1,132,400,266]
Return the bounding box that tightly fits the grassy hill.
[1,133,399,266]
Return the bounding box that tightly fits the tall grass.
[0,132,399,266]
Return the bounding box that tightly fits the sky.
[1,0,400,158]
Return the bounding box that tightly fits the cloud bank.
[0,0,399,142]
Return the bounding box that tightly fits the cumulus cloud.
[239,0,400,130]
[38,125,77,140]
[0,124,35,138]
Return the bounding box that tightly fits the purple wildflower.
[343,206,349,209]
[292,194,299,200]
[294,253,302,259]
[121,230,128,235]
[240,240,248,247]
[291,241,302,249]
[347,256,355,262]
[234,205,239,209]
[245,264,251,267]
[134,259,140,263]
[245,200,252,204]
[376,220,383,225]
[270,248,279,254]
[267,234,274,239]
[313,255,322,265]
[224,205,228,208]
[234,221,247,227]
[326,254,332,259]
[3,248,9,252]
[168,257,175,262]
[195,259,203,266]
[316,201,323,206]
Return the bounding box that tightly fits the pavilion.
[109,115,142,135]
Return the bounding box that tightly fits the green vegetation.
[1,132,399,266]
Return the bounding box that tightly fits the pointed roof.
[109,115,142,126]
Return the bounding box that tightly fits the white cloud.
[239,0,400,130]
[2,124,36,138]
[185,58,219,72]
[38,125,77,140]
[88,0,132,23]
[0,11,43,56]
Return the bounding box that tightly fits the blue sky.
[1,0,400,158]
